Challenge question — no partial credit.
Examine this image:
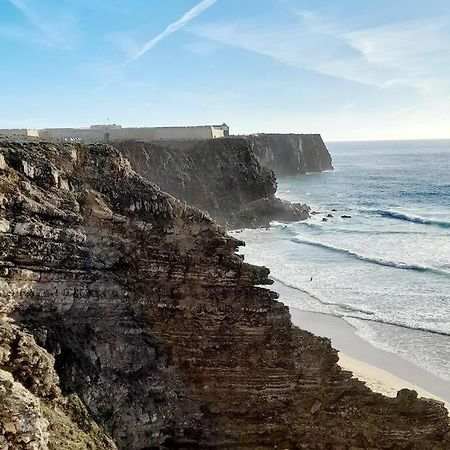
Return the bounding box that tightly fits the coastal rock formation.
[115,138,309,228]
[0,140,449,449]
[236,196,309,226]
[0,319,116,449]
[249,133,333,176]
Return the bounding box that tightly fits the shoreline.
[289,307,450,410]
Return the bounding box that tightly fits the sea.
[232,139,450,383]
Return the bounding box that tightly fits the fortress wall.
[211,127,225,139]
[39,128,105,140]
[38,126,223,141]
[0,129,39,137]
[110,126,216,140]
[1,125,226,141]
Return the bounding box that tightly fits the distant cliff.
[0,140,448,449]
[114,137,309,228]
[249,133,333,176]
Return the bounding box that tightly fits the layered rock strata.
[249,133,333,176]
[0,317,116,449]
[115,138,309,228]
[0,140,448,449]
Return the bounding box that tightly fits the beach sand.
[289,307,450,411]
[338,353,445,404]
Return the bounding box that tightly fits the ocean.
[232,139,450,383]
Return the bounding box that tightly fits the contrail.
[125,0,218,65]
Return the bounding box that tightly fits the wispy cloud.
[125,0,218,65]
[0,23,49,46]
[5,0,74,49]
[183,40,218,56]
[189,11,450,94]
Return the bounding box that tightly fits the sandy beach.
[289,307,450,411]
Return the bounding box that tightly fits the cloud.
[183,40,217,56]
[5,0,74,49]
[0,24,49,46]
[98,0,218,91]
[189,11,450,94]
[125,0,218,65]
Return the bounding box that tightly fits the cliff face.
[114,138,309,228]
[0,320,116,449]
[115,137,276,218]
[249,133,333,176]
[0,141,449,449]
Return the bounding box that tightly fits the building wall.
[0,129,39,137]
[109,126,216,140]
[1,125,229,141]
[39,128,106,140]
[213,124,230,137]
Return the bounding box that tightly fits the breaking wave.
[299,221,423,235]
[270,275,376,316]
[271,276,450,338]
[345,316,450,338]
[292,237,450,277]
[372,209,450,228]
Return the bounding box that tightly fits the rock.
[0,219,10,233]
[0,154,6,170]
[327,213,333,218]
[115,138,281,228]
[248,133,333,176]
[0,319,116,450]
[236,197,310,228]
[322,217,328,222]
[0,368,49,449]
[332,209,337,212]
[114,136,328,229]
[0,139,448,449]
[341,215,352,219]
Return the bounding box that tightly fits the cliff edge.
[249,133,333,176]
[115,137,310,228]
[0,140,448,449]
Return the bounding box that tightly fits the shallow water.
[232,139,450,382]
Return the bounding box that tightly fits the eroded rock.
[0,140,448,449]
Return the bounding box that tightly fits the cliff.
[114,138,309,228]
[249,133,333,176]
[0,140,449,449]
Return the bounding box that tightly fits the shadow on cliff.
[0,141,448,449]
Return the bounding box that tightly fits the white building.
[33,123,230,141]
[0,128,39,138]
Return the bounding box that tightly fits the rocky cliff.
[249,133,333,176]
[114,138,309,228]
[0,140,449,449]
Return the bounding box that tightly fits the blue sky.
[1,0,450,140]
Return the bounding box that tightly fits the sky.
[1,0,450,140]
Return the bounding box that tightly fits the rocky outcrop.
[236,196,309,227]
[0,319,116,449]
[114,138,309,228]
[249,133,333,176]
[0,140,449,449]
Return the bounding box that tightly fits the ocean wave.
[345,315,450,338]
[269,221,295,228]
[271,276,450,338]
[371,209,450,228]
[271,275,450,336]
[270,276,376,316]
[292,236,450,277]
[299,221,423,235]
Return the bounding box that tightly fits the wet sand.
[289,307,450,410]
